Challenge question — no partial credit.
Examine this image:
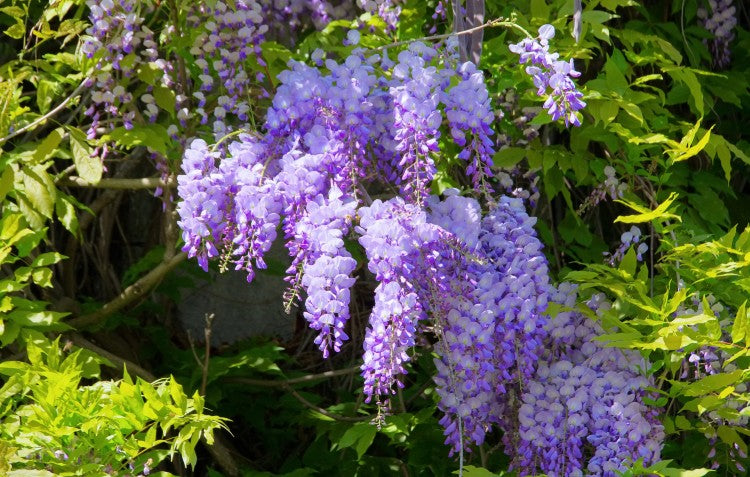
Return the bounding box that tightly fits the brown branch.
[283,384,371,422]
[373,17,531,52]
[0,80,87,145]
[224,365,360,388]
[68,333,156,381]
[57,176,172,189]
[68,251,187,329]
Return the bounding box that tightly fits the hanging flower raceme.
[82,0,160,140]
[509,24,586,127]
[510,283,664,477]
[698,0,737,69]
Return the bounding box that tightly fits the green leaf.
[22,165,56,218]
[337,422,377,459]
[604,52,629,95]
[0,165,13,202]
[36,79,62,114]
[4,23,25,39]
[153,85,176,117]
[615,193,681,224]
[672,126,713,163]
[457,466,500,477]
[683,370,743,397]
[32,129,63,163]
[31,252,64,267]
[715,140,731,182]
[70,133,103,183]
[55,195,79,235]
[666,68,704,116]
[731,301,748,344]
[108,125,169,155]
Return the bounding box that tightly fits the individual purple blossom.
[509,24,586,127]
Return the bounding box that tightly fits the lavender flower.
[698,0,737,69]
[509,25,586,127]
[443,62,496,193]
[510,284,664,476]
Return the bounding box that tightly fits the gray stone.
[177,242,295,346]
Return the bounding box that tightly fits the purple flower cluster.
[678,296,749,472]
[578,165,628,214]
[82,0,160,140]
[297,188,358,357]
[188,1,266,139]
[358,0,401,31]
[176,139,229,271]
[388,46,444,203]
[509,24,586,127]
[176,39,518,453]
[444,62,496,193]
[357,198,430,402]
[510,283,664,476]
[603,225,648,266]
[698,0,737,69]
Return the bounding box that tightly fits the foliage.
[0,0,749,475]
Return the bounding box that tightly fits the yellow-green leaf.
[70,134,102,183]
[615,192,681,224]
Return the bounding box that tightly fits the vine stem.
[0,80,87,145]
[373,17,532,52]
[57,176,173,189]
[68,251,187,328]
[225,366,360,387]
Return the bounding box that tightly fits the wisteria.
[603,225,648,265]
[188,1,266,139]
[698,0,737,69]
[444,62,496,192]
[509,24,586,127]
[510,284,664,476]
[174,22,599,467]
[678,296,749,472]
[82,0,159,142]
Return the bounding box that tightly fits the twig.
[373,17,531,52]
[68,251,187,328]
[0,80,87,145]
[57,176,172,189]
[201,313,215,396]
[225,365,360,387]
[283,384,370,422]
[68,333,156,381]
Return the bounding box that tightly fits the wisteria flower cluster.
[174,30,599,463]
[509,24,586,127]
[603,225,648,265]
[82,0,162,142]
[509,284,664,476]
[188,1,266,139]
[678,296,749,473]
[698,0,737,69]
[177,41,497,359]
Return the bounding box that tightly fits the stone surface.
[177,242,295,346]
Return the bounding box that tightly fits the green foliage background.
[0,0,749,475]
